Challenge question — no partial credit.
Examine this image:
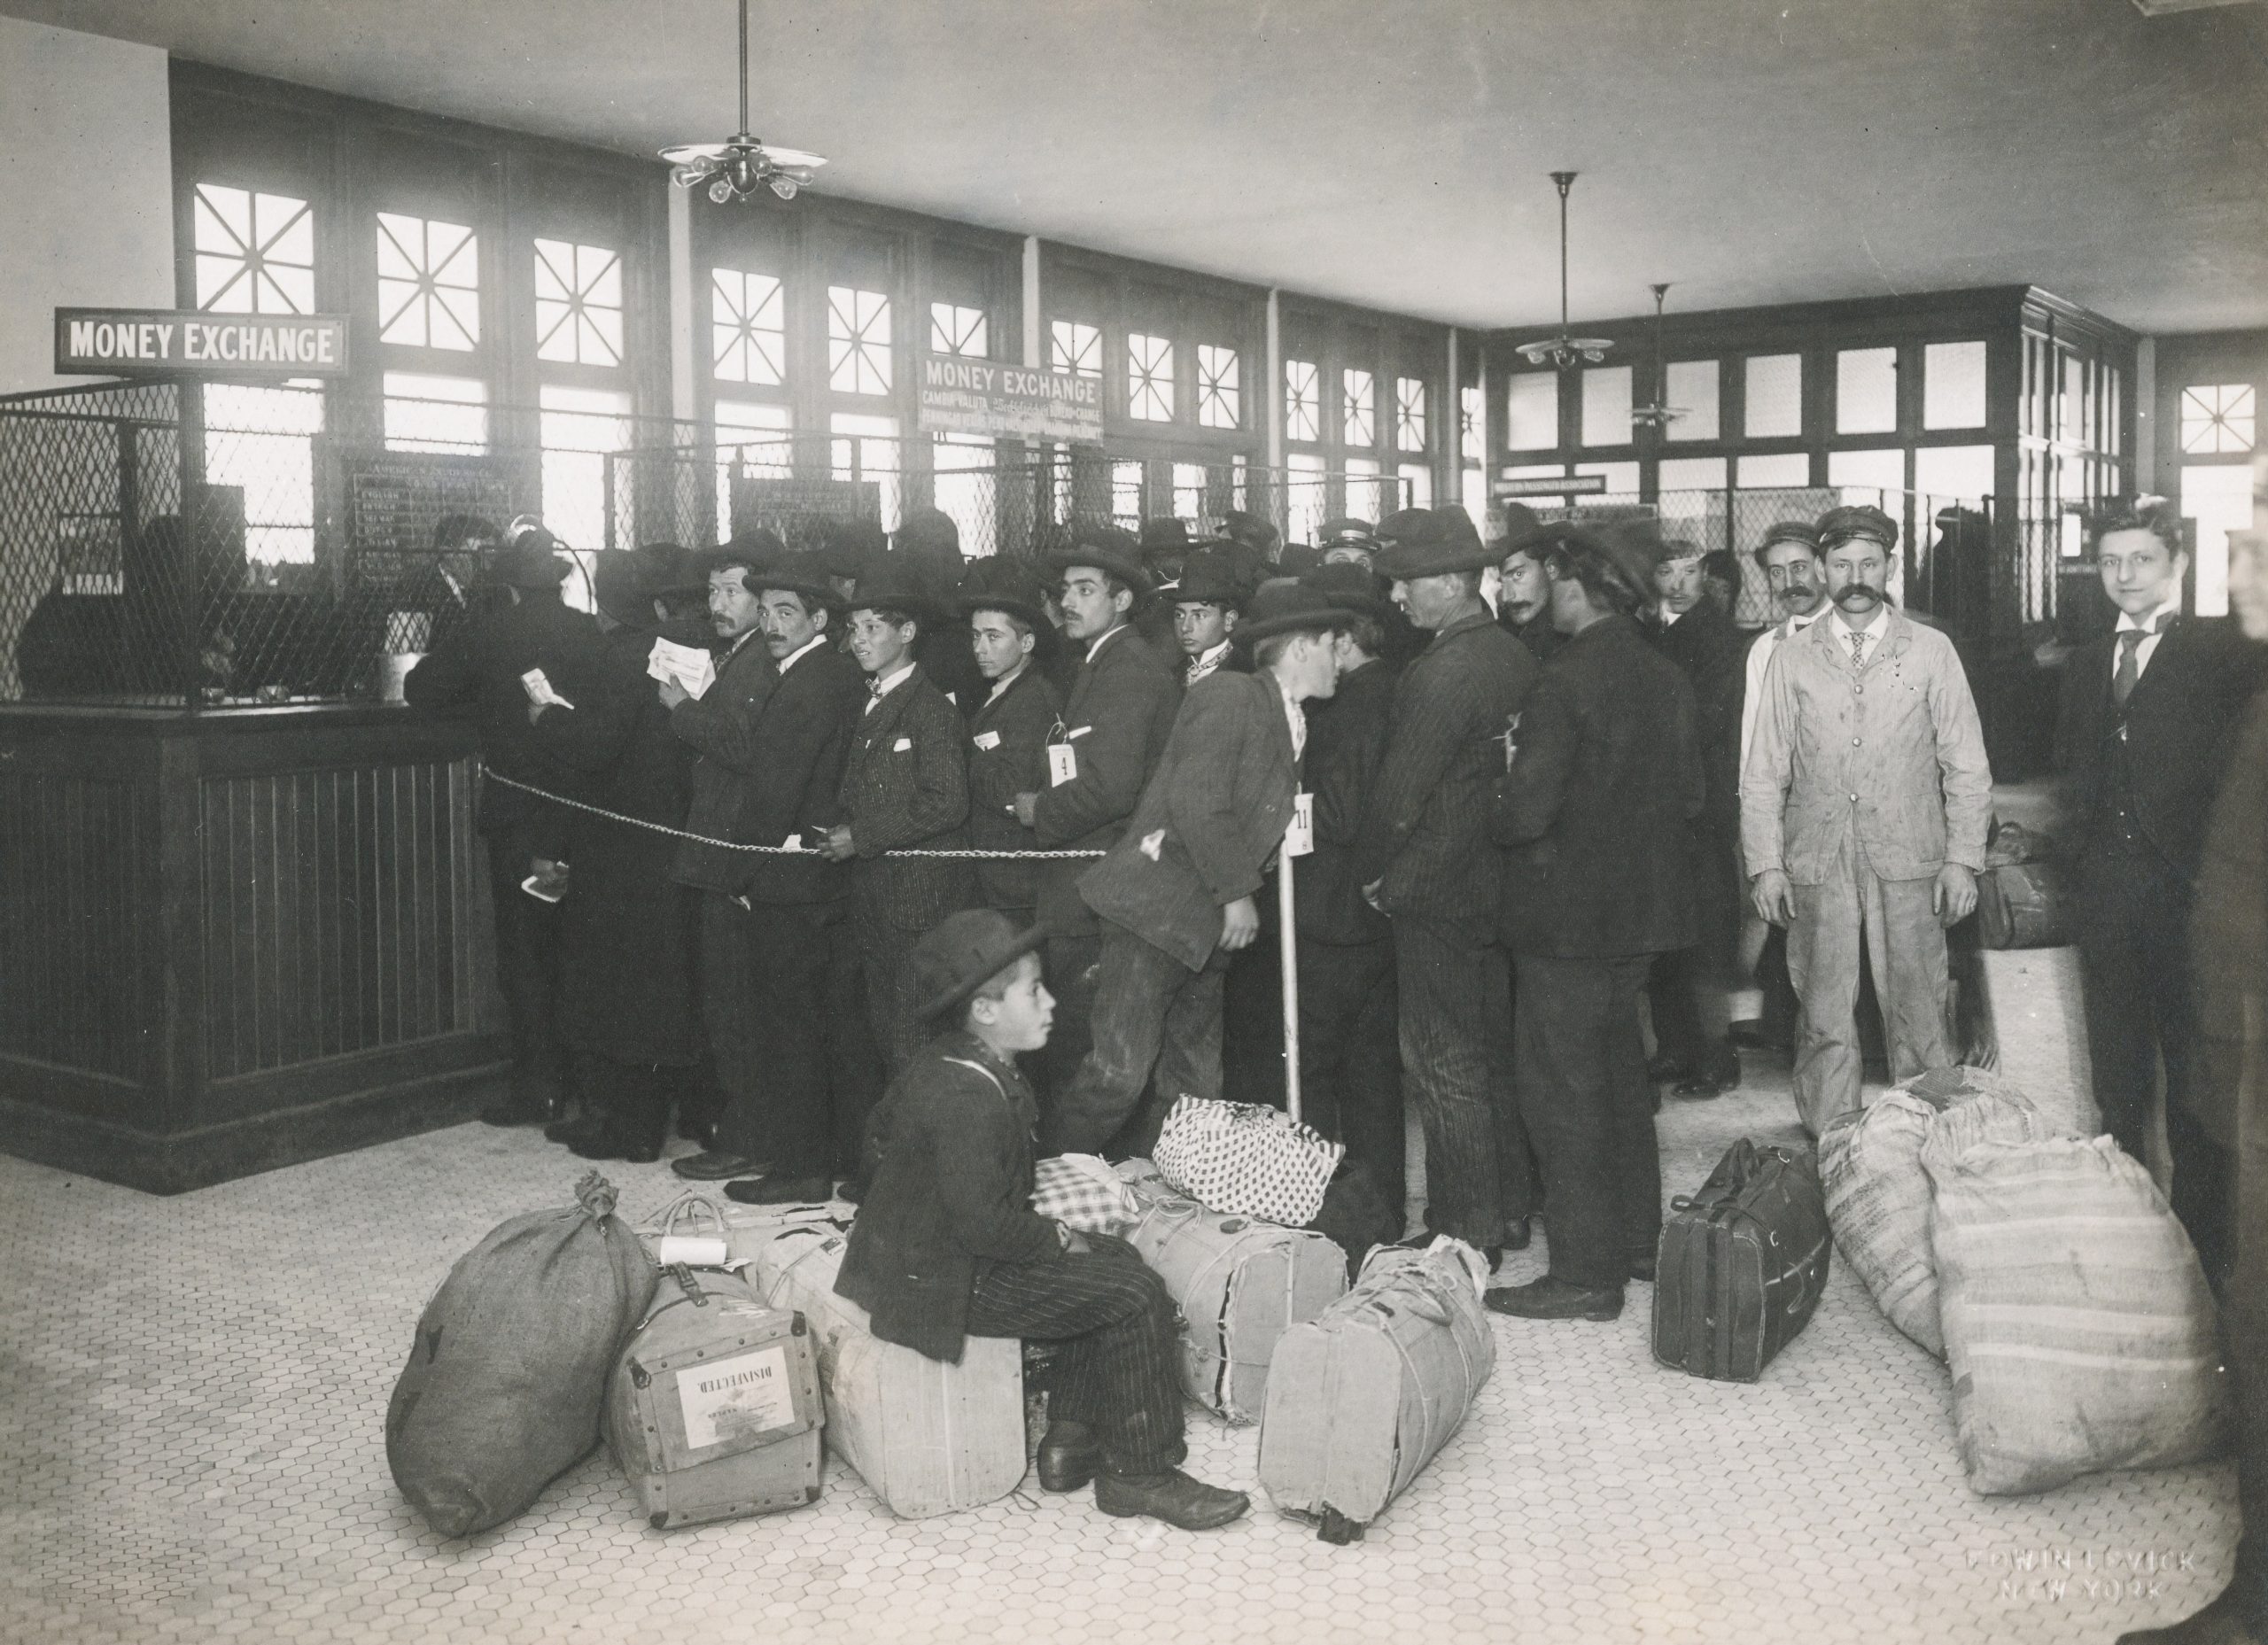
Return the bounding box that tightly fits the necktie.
[865,678,884,712]
[2112,616,2168,708]
[1847,628,1867,670]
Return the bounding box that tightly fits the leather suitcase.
[1117,1160,1348,1424]
[1257,1241,1495,1543]
[1977,862,2068,950]
[744,1223,1027,1520]
[602,1264,825,1529]
[1651,1140,1832,1383]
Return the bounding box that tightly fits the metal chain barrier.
[482,768,1105,859]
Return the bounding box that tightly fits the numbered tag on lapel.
[1047,741,1078,787]
[1284,791,1315,857]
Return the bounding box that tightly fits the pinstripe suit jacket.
[840,665,974,933]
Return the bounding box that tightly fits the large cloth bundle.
[385,1173,657,1538]
[1118,1160,1348,1423]
[1652,1140,1832,1383]
[603,1264,824,1529]
[745,1223,1026,1519]
[1257,1240,1495,1543]
[1030,1153,1142,1235]
[1153,1097,1342,1226]
[1926,1134,2226,1495]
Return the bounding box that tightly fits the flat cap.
[1817,504,1899,553]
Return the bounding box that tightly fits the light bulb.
[708,176,734,205]
[769,175,797,200]
[671,164,704,189]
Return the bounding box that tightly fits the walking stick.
[1279,809,1304,1125]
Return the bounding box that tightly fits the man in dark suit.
[664,532,787,1182]
[1014,529,1182,1104]
[1486,524,1705,1322]
[837,909,1249,1531]
[403,530,601,1126]
[961,558,1063,921]
[2058,499,2264,1286]
[1497,524,1564,666]
[1169,549,1247,688]
[1356,507,1542,1259]
[1298,563,1406,1200]
[1647,537,1747,1099]
[821,561,975,1081]
[704,556,880,1206]
[1045,583,1349,1157]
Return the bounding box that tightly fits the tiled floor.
[0,1055,2234,1645]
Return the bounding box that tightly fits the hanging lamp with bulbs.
[661,0,827,204]
[1513,171,1614,371]
[1628,283,1688,431]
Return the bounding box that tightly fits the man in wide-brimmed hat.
[405,525,602,1128]
[1485,522,1704,1323]
[1047,581,1350,1155]
[960,556,1063,921]
[1014,524,1182,1106]
[812,556,975,1100]
[837,909,1251,1532]
[1353,506,1542,1262]
[1169,548,1248,688]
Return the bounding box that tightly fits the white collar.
[1658,605,1686,627]
[983,657,1029,704]
[2116,597,2180,634]
[866,660,916,700]
[1785,604,1827,635]
[1830,606,1890,645]
[775,633,827,674]
[1084,623,1128,663]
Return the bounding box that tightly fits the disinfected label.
[675,1344,795,1449]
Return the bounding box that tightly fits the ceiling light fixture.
[1629,283,1687,432]
[661,0,827,204]
[1514,171,1614,371]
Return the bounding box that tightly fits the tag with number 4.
[1047,742,1078,787]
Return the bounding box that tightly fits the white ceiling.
[10,0,2268,334]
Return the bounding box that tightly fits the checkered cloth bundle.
[1153,1097,1342,1227]
[1030,1153,1143,1234]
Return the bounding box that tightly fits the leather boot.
[1094,1469,1251,1531]
[1036,1420,1100,1493]
[1483,1275,1626,1321]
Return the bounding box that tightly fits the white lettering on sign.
[57,310,348,376]
[674,1344,796,1450]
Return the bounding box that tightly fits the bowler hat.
[1047,524,1153,600]
[694,529,788,581]
[1138,518,1191,561]
[634,540,709,598]
[1302,560,1394,626]
[1500,501,1545,550]
[911,909,1050,1022]
[812,517,889,582]
[849,556,944,626]
[1219,509,1281,555]
[1817,504,1899,553]
[1236,579,1347,645]
[1372,509,1499,579]
[896,506,960,556]
[750,552,840,615]
[958,555,1051,631]
[492,530,571,588]
[1171,550,1248,609]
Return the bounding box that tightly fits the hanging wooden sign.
[54,308,351,377]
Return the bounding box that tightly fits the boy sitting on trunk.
[835,909,1250,1531]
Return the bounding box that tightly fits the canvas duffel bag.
[386,1172,656,1539]
[1652,1140,1832,1383]
[1257,1240,1495,1543]
[603,1262,824,1529]
[1118,1160,1348,1424]
[744,1223,1027,1520]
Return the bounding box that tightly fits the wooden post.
[1278,844,1301,1124]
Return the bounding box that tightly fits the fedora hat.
[1237,579,1347,645]
[1301,559,1394,626]
[491,529,571,588]
[1372,509,1499,579]
[849,555,944,626]
[589,548,653,629]
[1138,518,1192,561]
[1170,550,1248,609]
[692,529,788,581]
[1046,524,1153,600]
[633,540,709,598]
[911,909,1050,1022]
[958,555,1051,630]
[750,551,840,614]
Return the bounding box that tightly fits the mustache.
[1833,584,1883,604]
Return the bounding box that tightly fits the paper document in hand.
[648,639,718,700]
[519,668,574,710]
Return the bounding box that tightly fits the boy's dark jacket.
[835,1030,1062,1362]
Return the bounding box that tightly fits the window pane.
[1573,460,1640,502]
[1837,347,1899,435]
[1737,451,1810,488]
[2181,384,2256,455]
[1110,458,1145,526]
[1343,369,1375,448]
[1913,444,1995,506]
[1505,372,1558,451]
[829,411,901,532]
[377,213,479,351]
[1343,456,1381,522]
[1459,384,1483,464]
[204,384,322,563]
[935,433,996,554]
[1197,345,1240,430]
[2183,461,2254,616]
[1829,446,1904,499]
[1287,453,1327,545]
[930,302,988,359]
[1658,455,1728,494]
[1128,333,1174,423]
[1460,467,1487,532]
[1745,354,1803,438]
[1581,366,1633,447]
[1395,376,1427,452]
[1923,341,1987,430]
[1397,462,1433,509]
[714,400,793,539]
[383,371,487,452]
[1172,460,1208,523]
[194,184,315,315]
[533,239,623,368]
[827,285,893,396]
[711,268,785,385]
[1049,320,1100,378]
[1285,359,1320,444]
[540,385,634,574]
[1664,361,1719,441]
